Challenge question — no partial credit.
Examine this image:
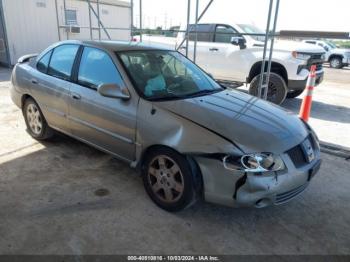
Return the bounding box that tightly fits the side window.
[78,47,123,89]
[48,45,79,80]
[306,41,316,45]
[188,24,212,42]
[37,50,52,74]
[215,25,237,43]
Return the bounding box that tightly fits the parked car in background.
[136,23,325,104]
[303,40,350,69]
[10,41,321,212]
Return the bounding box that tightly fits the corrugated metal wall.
[56,0,131,41]
[2,0,131,65]
[3,0,59,65]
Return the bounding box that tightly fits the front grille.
[312,63,323,71]
[286,144,307,168]
[308,53,324,71]
[286,135,317,168]
[309,53,324,61]
[297,62,323,74]
[275,183,308,205]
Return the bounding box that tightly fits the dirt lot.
[0,66,349,255]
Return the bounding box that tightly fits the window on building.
[65,9,77,25]
[48,45,79,80]
[37,50,52,74]
[78,47,123,89]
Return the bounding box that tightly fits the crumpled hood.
[157,90,308,154]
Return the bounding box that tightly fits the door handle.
[209,47,219,51]
[31,79,38,84]
[71,93,81,100]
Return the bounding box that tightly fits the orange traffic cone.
[299,65,317,122]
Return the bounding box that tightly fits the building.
[0,0,131,66]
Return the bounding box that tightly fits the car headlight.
[223,153,285,173]
[292,51,311,60]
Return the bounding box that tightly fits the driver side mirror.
[231,36,246,49]
[97,83,131,100]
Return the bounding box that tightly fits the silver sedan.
[10,40,321,211]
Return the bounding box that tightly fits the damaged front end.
[136,97,321,209]
[193,138,321,208]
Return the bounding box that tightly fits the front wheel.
[249,72,288,105]
[142,147,198,212]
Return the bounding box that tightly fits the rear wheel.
[142,147,198,212]
[23,98,54,140]
[329,57,343,69]
[286,89,304,98]
[249,72,288,105]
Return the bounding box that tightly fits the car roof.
[56,40,172,52]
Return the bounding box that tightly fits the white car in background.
[303,40,350,69]
[136,23,325,104]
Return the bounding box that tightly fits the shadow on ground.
[1,133,350,254]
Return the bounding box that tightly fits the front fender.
[134,99,242,166]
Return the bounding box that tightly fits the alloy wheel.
[26,103,42,135]
[147,155,184,203]
[330,58,341,68]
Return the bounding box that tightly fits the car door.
[207,24,243,81]
[185,24,242,81]
[31,44,80,133]
[68,46,137,162]
[181,24,215,74]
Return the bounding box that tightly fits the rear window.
[48,44,79,81]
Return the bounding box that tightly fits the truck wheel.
[286,89,304,98]
[249,72,287,105]
[329,57,343,69]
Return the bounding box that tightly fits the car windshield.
[117,50,223,100]
[238,24,266,42]
[325,41,336,49]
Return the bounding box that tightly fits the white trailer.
[0,0,131,66]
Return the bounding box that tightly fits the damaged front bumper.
[194,142,321,208]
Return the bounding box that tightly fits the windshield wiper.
[148,89,223,101]
[148,94,186,101]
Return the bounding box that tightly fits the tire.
[23,98,54,140]
[248,72,288,105]
[142,147,198,212]
[329,57,343,69]
[286,89,304,99]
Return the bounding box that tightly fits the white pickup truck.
[302,40,350,69]
[135,23,325,104]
